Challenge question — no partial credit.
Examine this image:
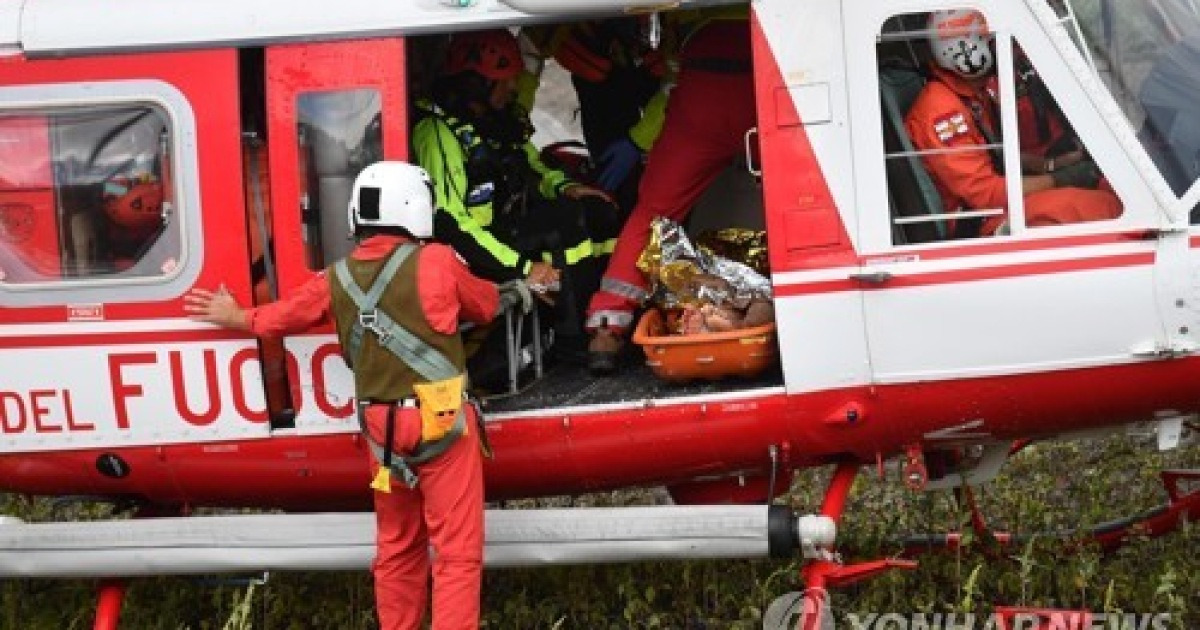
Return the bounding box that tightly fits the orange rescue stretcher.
[632,308,777,382]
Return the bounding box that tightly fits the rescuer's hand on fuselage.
[184,286,251,331]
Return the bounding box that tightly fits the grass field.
[2,435,1196,629]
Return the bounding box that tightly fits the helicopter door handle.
[849,270,893,284]
[744,127,761,178]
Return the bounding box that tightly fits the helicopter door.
[265,38,407,432]
[847,2,1182,390]
[751,1,873,396]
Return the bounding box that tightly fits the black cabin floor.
[479,351,785,414]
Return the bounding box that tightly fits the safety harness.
[335,243,470,489]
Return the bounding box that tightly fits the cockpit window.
[876,8,1124,246]
[1061,0,1200,198]
[0,104,177,284]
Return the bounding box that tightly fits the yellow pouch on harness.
[413,374,466,443]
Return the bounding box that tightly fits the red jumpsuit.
[585,18,755,333]
[905,65,1121,236]
[245,235,498,630]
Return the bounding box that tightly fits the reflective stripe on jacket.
[412,101,573,280]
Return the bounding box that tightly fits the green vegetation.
[2,435,1197,629]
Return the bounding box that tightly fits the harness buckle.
[360,309,392,343]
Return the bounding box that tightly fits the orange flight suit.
[905,65,1121,236]
[363,403,485,630]
[245,236,496,630]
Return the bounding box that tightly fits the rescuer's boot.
[587,326,624,376]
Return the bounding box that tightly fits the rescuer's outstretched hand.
[184,285,250,331]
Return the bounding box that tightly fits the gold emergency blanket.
[695,228,769,277]
[637,217,774,335]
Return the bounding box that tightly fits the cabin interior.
[239,16,782,419]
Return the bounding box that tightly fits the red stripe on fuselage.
[775,251,1153,297]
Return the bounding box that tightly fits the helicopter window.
[296,89,383,269]
[0,104,177,284]
[878,9,1124,245]
[1060,0,1200,201]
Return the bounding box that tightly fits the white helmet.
[929,9,994,79]
[347,161,435,238]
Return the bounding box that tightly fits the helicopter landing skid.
[900,469,1200,556]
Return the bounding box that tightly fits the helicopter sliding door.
[0,49,272,454]
[265,38,408,433]
[752,1,873,396]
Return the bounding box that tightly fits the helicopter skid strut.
[792,461,919,629]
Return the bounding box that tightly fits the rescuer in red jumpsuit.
[584,8,754,374]
[905,9,1121,238]
[185,162,526,629]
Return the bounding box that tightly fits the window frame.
[853,1,1161,257]
[0,79,201,306]
[294,86,384,271]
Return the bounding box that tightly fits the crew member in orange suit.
[185,162,530,629]
[1003,48,1110,193]
[584,8,753,374]
[905,9,1121,238]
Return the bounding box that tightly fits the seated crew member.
[905,9,1122,238]
[185,161,531,629]
[1008,48,1087,178]
[62,164,167,277]
[582,6,753,374]
[519,17,671,211]
[413,28,621,354]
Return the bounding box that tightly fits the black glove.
[594,137,642,192]
[1050,160,1101,190]
[1045,132,1080,160]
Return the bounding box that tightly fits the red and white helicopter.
[1,0,1199,627]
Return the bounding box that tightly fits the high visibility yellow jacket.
[411,100,573,281]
